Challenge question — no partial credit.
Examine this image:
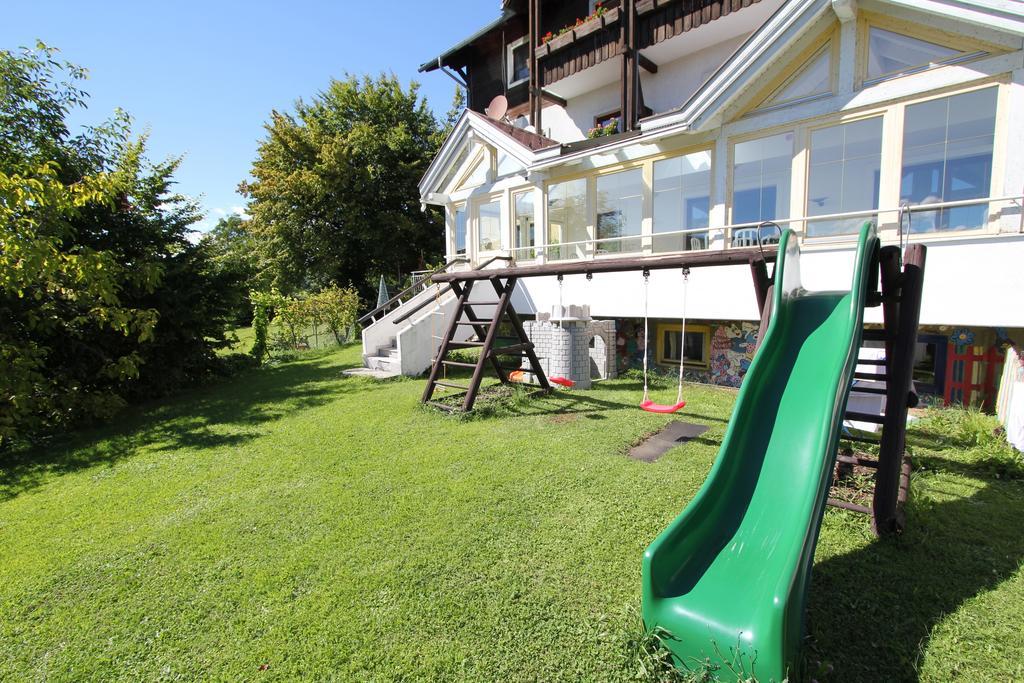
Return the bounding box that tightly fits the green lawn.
[1,344,1021,681]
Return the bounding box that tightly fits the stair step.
[851,385,887,395]
[846,411,885,424]
[854,372,887,381]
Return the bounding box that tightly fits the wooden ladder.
[829,243,926,535]
[422,277,550,412]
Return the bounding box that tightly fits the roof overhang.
[419,10,516,73]
[419,111,562,201]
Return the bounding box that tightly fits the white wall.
[641,35,748,116]
[515,234,1024,328]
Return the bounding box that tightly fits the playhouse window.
[653,151,712,253]
[454,205,467,256]
[596,168,644,254]
[656,323,710,367]
[476,199,502,252]
[900,87,996,233]
[732,133,793,244]
[805,116,883,237]
[513,191,536,260]
[547,178,589,261]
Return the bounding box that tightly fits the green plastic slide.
[642,224,879,681]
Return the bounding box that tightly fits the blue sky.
[0,0,494,233]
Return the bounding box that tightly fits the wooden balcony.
[536,0,763,87]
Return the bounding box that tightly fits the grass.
[1,344,1022,681]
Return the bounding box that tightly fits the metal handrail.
[524,194,1024,261]
[390,255,514,326]
[357,257,468,325]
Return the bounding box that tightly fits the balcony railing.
[504,195,1024,264]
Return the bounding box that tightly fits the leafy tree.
[242,74,447,304]
[0,44,244,448]
[202,214,262,324]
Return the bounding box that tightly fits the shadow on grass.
[0,353,385,501]
[806,476,1024,681]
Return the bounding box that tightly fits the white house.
[363,0,1024,405]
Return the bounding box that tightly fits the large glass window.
[547,179,589,260]
[732,133,793,246]
[595,169,643,254]
[454,205,467,256]
[763,44,832,109]
[476,199,502,252]
[653,151,712,252]
[866,27,964,83]
[900,87,997,233]
[806,117,883,237]
[513,191,535,260]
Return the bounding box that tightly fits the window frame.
[655,323,711,368]
[452,202,468,258]
[472,193,505,256]
[506,35,530,88]
[511,188,538,261]
[802,113,886,241]
[855,14,999,90]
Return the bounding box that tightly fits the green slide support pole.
[641,223,879,681]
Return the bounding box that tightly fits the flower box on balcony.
[546,30,576,51]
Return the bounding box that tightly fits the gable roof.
[419,110,561,200]
[641,0,1024,134]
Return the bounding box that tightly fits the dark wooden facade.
[427,0,764,131]
[636,0,762,49]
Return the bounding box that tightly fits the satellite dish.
[485,95,508,121]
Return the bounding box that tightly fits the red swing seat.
[550,377,575,388]
[640,399,686,414]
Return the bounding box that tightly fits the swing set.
[422,246,777,414]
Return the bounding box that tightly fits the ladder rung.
[851,385,887,395]
[425,400,459,412]
[490,343,533,355]
[854,372,887,381]
[827,498,871,515]
[846,411,885,424]
[434,381,470,391]
[862,329,889,341]
[836,453,879,468]
[440,360,478,368]
[454,321,492,326]
[464,300,500,305]
[449,341,485,347]
[858,358,888,365]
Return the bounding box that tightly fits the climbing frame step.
[422,276,551,412]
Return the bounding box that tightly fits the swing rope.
[549,274,574,388]
[641,267,689,414]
